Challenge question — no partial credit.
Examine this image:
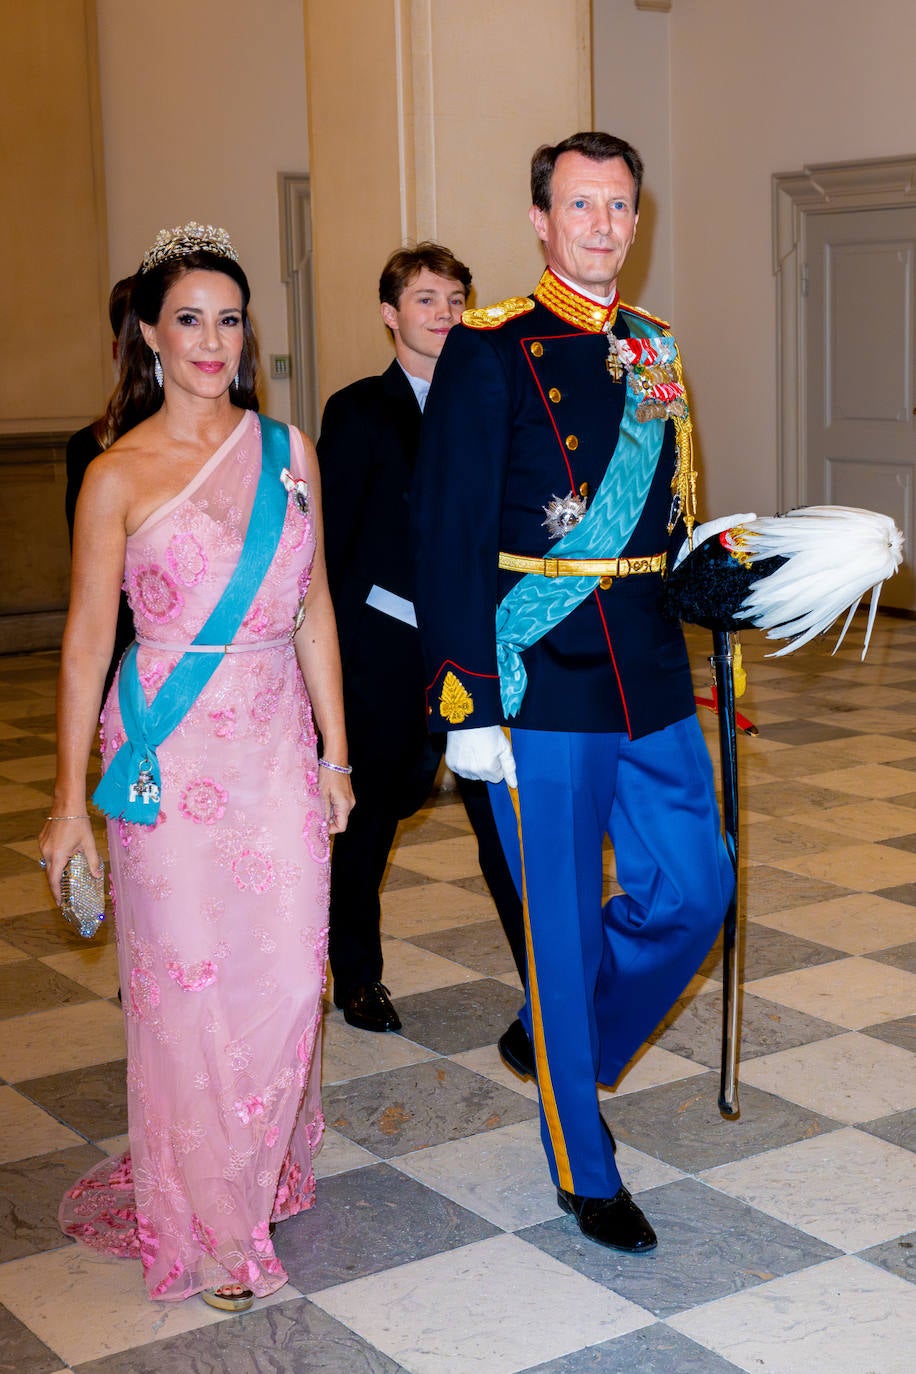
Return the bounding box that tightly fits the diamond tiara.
[140,220,239,274]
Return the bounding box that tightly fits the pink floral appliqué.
[234,1094,266,1125]
[129,564,183,624]
[209,707,237,739]
[130,967,161,1019]
[243,601,271,637]
[251,1219,286,1275]
[138,661,167,694]
[136,1211,160,1272]
[303,809,330,864]
[190,1212,219,1257]
[232,849,275,894]
[167,959,218,992]
[265,1123,280,1148]
[166,531,207,586]
[178,777,228,825]
[252,684,282,724]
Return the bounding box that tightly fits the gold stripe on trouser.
[503,729,574,1193]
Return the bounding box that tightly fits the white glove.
[673,513,757,570]
[446,725,518,788]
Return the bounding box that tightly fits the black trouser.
[328,756,526,996]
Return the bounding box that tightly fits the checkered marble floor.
[0,623,913,1373]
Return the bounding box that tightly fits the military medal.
[128,760,161,807]
[542,490,588,541]
[604,325,624,381]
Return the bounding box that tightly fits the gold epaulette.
[462,296,535,330]
[619,300,670,332]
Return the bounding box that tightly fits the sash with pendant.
[93,415,290,825]
[496,315,672,718]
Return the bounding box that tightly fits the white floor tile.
[747,957,916,1029]
[0,1244,299,1366]
[702,1127,916,1251]
[310,1233,652,1374]
[391,1118,561,1230]
[669,1255,916,1374]
[381,880,497,937]
[739,1032,916,1123]
[752,892,916,954]
[321,1013,437,1084]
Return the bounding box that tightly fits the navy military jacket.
[411,271,698,739]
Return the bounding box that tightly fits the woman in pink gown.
[40,223,353,1309]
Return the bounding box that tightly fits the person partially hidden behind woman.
[39,221,354,1312]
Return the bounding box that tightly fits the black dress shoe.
[334,981,401,1032]
[498,1019,616,1153]
[557,1186,657,1253]
[498,1018,536,1078]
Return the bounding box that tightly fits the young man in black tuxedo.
[317,243,525,1033]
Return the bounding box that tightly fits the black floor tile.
[0,1142,103,1262]
[18,1059,128,1141]
[860,1016,916,1054]
[858,1231,916,1285]
[277,1162,497,1291]
[322,1057,535,1158]
[605,1072,841,1172]
[645,988,842,1071]
[396,977,523,1054]
[520,1177,839,1318]
[0,961,97,1019]
[521,1322,747,1372]
[72,1295,408,1372]
[0,1302,66,1373]
[408,918,518,977]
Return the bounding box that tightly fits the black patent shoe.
[498,1019,616,1153]
[557,1185,657,1253]
[334,981,402,1032]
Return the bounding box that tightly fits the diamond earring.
[232,371,240,390]
[153,352,163,388]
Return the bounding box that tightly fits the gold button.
[530,341,544,357]
[599,575,614,590]
[548,388,561,403]
[565,435,579,451]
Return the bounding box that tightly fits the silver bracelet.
[318,758,352,775]
[46,814,89,821]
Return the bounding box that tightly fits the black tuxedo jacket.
[317,361,434,789]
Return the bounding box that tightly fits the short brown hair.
[531,132,644,213]
[379,242,472,309]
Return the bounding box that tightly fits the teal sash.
[93,416,290,825]
[496,315,668,717]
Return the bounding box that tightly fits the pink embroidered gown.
[59,411,330,1302]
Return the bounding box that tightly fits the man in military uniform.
[412,132,735,1252]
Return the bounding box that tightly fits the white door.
[805,205,916,610]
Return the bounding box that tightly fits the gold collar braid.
[533,270,618,333]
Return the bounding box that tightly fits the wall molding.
[773,154,916,507]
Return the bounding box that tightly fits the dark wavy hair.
[101,250,260,445]
[531,132,644,213]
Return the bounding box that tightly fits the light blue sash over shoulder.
[93,416,290,825]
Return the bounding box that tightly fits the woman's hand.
[38,816,100,905]
[318,768,354,835]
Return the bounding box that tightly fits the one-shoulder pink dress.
[60,411,329,1302]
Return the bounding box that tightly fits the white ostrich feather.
[738,505,904,658]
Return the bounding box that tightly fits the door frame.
[773,154,916,508]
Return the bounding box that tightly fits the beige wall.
[96,0,310,421]
[0,0,109,433]
[666,0,916,517]
[305,0,591,405]
[592,1,673,320]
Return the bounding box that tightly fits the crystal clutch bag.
[59,852,106,938]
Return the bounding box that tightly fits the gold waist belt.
[498,550,666,581]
